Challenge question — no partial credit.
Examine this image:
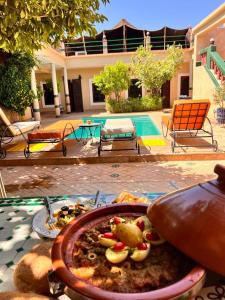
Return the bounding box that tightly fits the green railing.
[64,34,189,56]
[200,45,225,87]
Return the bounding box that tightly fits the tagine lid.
[147,164,225,276]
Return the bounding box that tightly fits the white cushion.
[10,121,40,135]
[101,118,135,135]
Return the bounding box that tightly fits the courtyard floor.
[1,108,225,165]
[0,108,225,298]
[1,160,222,198]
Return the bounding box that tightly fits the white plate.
[32,198,93,239]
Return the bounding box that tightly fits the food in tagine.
[71,215,194,293]
[46,203,90,230]
[113,191,149,204]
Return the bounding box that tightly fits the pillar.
[102,34,108,54]
[51,63,60,117]
[145,32,150,50]
[31,68,41,121]
[63,67,71,113]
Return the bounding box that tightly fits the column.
[31,68,41,121]
[102,34,108,54]
[189,58,193,98]
[63,67,71,113]
[51,63,60,117]
[145,32,150,50]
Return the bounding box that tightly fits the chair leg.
[0,137,6,159]
[161,121,169,137]
[137,143,141,155]
[24,144,30,158]
[98,139,102,156]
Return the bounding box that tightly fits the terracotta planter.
[51,204,205,300]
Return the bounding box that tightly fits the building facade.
[32,3,225,119]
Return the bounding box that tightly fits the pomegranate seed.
[146,232,160,241]
[136,220,145,231]
[114,217,122,224]
[103,232,117,239]
[114,242,126,251]
[137,243,148,250]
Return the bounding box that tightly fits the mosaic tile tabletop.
[0,193,224,299]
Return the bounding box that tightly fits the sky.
[95,0,225,32]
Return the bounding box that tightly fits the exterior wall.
[66,50,191,110]
[2,106,32,122]
[192,65,216,116]
[67,67,105,111]
[170,62,191,106]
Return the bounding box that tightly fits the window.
[90,81,105,104]
[128,79,142,98]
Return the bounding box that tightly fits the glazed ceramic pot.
[51,204,205,300]
[147,164,225,276]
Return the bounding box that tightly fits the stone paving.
[1,160,223,198]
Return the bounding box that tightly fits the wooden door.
[180,76,189,96]
[68,78,84,112]
[161,80,170,108]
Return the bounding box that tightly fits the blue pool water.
[68,115,160,139]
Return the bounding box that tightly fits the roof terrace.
[63,19,191,56]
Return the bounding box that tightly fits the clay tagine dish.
[148,164,225,276]
[51,203,205,300]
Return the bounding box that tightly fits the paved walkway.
[1,160,222,198]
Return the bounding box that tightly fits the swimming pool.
[68,115,160,139]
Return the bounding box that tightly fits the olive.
[61,206,69,211]
[59,214,65,218]
[79,204,85,207]
[74,211,81,217]
[68,209,74,215]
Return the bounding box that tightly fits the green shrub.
[0,52,37,115]
[106,96,162,113]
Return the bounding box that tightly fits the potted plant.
[214,83,225,124]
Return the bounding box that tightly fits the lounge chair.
[0,107,40,158]
[24,120,82,158]
[98,118,140,156]
[161,99,218,152]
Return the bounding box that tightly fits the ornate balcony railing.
[200,45,225,86]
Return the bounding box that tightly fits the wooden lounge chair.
[98,118,140,156]
[0,107,40,158]
[161,99,218,152]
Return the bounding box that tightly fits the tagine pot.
[148,164,225,276]
[51,204,205,300]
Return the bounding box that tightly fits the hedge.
[106,96,162,113]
